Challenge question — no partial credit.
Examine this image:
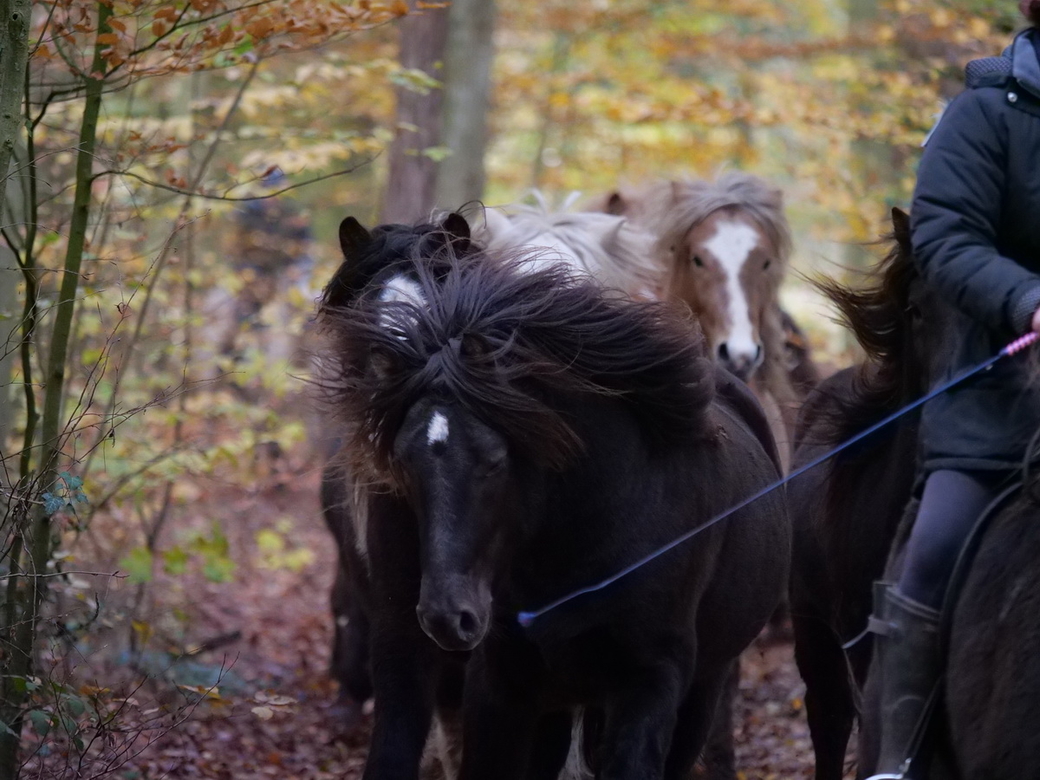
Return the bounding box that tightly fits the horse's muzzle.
[416,576,491,652]
[719,342,763,381]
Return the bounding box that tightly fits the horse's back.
[946,488,1040,776]
[713,366,782,473]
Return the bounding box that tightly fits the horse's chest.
[532,622,695,706]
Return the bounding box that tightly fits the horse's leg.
[792,611,856,780]
[362,622,438,780]
[663,664,732,780]
[330,567,372,729]
[456,647,540,780]
[597,664,684,780]
[526,710,575,780]
[698,660,738,780]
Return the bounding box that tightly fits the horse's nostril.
[718,343,730,362]
[457,610,478,637]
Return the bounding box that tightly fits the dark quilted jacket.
[911,28,1040,472]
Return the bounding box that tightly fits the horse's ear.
[339,216,372,262]
[322,217,373,312]
[440,212,472,254]
[605,191,627,216]
[600,218,625,250]
[891,207,911,241]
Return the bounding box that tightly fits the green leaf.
[42,493,64,516]
[162,547,189,576]
[0,719,17,737]
[65,696,86,718]
[421,145,453,162]
[202,556,235,583]
[119,547,153,583]
[29,710,51,737]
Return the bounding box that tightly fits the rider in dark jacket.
[869,3,1040,777]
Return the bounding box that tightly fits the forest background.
[0,0,1021,777]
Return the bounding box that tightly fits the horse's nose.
[718,342,763,381]
[416,602,486,652]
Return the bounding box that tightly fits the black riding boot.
[865,582,942,780]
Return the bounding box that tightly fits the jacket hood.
[1012,28,1040,99]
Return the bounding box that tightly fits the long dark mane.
[320,244,715,478]
[803,210,924,446]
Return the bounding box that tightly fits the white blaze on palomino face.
[427,411,450,445]
[704,219,760,365]
[378,274,425,336]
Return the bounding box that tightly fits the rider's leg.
[898,470,1002,607]
[868,469,1002,779]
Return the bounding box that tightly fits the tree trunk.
[379,3,451,223]
[0,0,31,452]
[0,4,111,775]
[0,0,30,210]
[434,0,497,211]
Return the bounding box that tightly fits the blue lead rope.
[517,332,1040,628]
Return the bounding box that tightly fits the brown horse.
[594,173,814,470]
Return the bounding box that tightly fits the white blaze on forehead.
[380,274,424,306]
[427,411,450,445]
[704,219,760,360]
[378,274,425,335]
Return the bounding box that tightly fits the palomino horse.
[319,216,790,780]
[472,193,662,299]
[595,173,812,469]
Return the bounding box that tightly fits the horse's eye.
[692,255,704,267]
[479,458,505,479]
[763,259,772,270]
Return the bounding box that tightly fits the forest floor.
[30,454,845,779]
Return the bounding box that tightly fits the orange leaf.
[152,20,167,36]
[155,6,178,22]
[108,18,127,32]
[391,0,408,14]
[96,32,120,45]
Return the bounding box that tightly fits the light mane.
[474,195,663,297]
[648,172,792,270]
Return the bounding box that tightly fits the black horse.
[317,213,476,776]
[319,217,790,779]
[789,208,1040,779]
[788,208,955,780]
